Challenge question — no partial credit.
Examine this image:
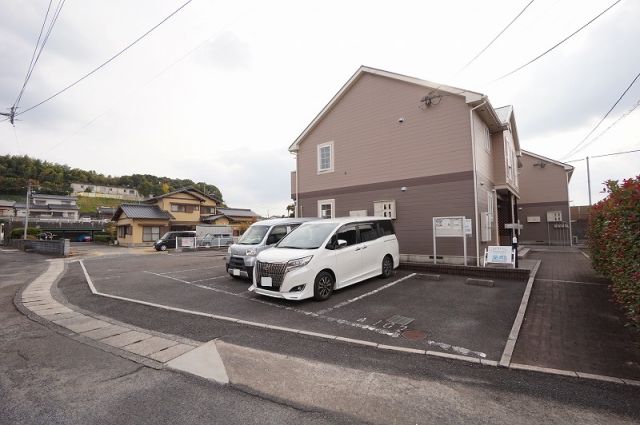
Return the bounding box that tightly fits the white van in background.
[226,217,315,279]
[249,217,399,301]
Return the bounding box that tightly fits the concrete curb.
[499,259,541,367]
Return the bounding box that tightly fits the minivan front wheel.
[381,255,393,278]
[159,245,167,252]
[313,271,334,301]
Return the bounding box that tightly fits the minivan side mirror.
[336,239,348,248]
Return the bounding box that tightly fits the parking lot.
[70,250,527,361]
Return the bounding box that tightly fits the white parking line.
[536,278,608,286]
[158,265,226,275]
[317,273,417,315]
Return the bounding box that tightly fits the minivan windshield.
[238,225,269,245]
[277,223,337,249]
[159,232,175,241]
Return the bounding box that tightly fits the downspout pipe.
[470,101,486,266]
[295,151,300,218]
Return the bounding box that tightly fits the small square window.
[318,199,335,219]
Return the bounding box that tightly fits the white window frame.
[317,141,334,174]
[317,199,335,219]
[484,126,491,153]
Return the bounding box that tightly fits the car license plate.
[232,269,240,276]
[261,277,272,287]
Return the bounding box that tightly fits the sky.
[0,0,639,216]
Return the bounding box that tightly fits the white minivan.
[249,217,399,301]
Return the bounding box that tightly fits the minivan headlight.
[246,248,258,256]
[286,256,313,272]
[227,246,232,254]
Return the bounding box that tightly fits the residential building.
[201,207,260,236]
[112,187,221,246]
[71,183,143,201]
[14,194,80,222]
[96,206,117,220]
[517,151,574,246]
[290,66,522,265]
[0,200,15,217]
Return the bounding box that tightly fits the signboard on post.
[433,216,467,266]
[483,246,515,267]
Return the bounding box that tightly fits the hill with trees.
[0,155,223,201]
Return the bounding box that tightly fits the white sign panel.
[485,246,514,266]
[527,216,541,223]
[464,219,472,236]
[434,217,465,237]
[547,211,562,222]
[433,216,467,266]
[180,237,195,248]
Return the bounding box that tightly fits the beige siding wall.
[519,154,570,204]
[298,176,478,259]
[473,111,494,182]
[296,73,473,193]
[491,132,506,185]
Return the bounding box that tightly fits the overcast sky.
[1,0,639,216]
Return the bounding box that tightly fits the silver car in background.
[226,217,314,279]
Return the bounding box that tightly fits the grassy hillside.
[76,197,125,215]
[0,194,26,202]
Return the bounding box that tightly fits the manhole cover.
[401,329,427,341]
[386,315,414,326]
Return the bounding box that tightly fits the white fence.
[175,235,235,250]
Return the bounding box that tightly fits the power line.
[567,98,640,156]
[492,0,623,83]
[14,0,54,108]
[15,0,194,118]
[565,148,640,162]
[563,69,640,159]
[459,0,536,73]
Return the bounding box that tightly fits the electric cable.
[565,148,640,162]
[16,0,194,117]
[13,0,54,108]
[459,0,536,73]
[492,0,623,83]
[563,69,640,159]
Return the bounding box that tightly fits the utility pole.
[23,180,32,239]
[586,156,592,206]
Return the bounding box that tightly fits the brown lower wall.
[518,202,571,245]
[297,178,477,257]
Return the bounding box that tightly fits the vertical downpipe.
[470,101,486,266]
[295,151,300,218]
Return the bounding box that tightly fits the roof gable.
[289,65,502,152]
[522,150,574,180]
[145,187,221,204]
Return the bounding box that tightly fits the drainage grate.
[386,315,414,326]
[401,329,427,341]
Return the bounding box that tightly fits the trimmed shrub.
[94,235,112,244]
[10,227,41,238]
[588,176,640,326]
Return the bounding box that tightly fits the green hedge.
[10,227,41,238]
[94,235,113,243]
[588,176,640,326]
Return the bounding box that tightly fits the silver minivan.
[226,217,314,279]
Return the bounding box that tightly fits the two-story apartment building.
[71,183,143,201]
[290,66,522,265]
[112,187,222,246]
[14,194,80,222]
[518,150,574,245]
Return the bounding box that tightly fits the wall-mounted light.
[400,187,407,192]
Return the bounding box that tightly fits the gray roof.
[0,200,15,207]
[114,204,173,220]
[216,207,259,218]
[495,105,512,125]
